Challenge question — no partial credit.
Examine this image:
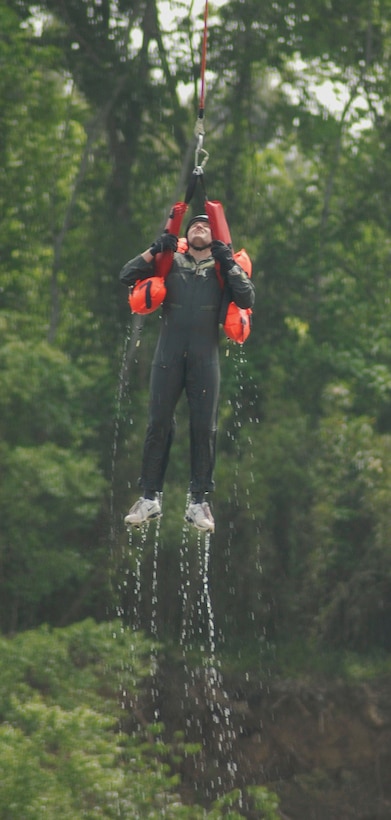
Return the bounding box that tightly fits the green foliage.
[209,786,280,819]
[0,338,109,632]
[0,5,91,341]
[0,619,281,818]
[0,340,93,446]
[0,619,155,818]
[307,393,391,650]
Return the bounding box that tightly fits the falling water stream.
[111,330,264,803]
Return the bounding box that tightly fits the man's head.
[185,214,212,251]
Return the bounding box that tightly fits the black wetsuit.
[120,250,255,496]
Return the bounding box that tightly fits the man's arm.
[119,253,154,287]
[211,240,255,309]
[226,264,255,309]
[119,233,178,287]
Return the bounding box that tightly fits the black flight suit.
[120,250,255,497]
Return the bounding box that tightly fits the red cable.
[198,0,209,117]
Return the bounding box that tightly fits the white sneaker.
[124,497,161,528]
[185,501,215,533]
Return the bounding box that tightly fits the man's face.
[187,220,212,250]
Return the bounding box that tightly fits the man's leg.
[140,361,185,494]
[183,358,220,532]
[125,361,185,528]
[187,360,220,497]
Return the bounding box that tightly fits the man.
[120,215,255,533]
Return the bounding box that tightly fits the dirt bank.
[135,659,391,818]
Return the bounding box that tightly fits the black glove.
[150,232,178,256]
[211,239,234,271]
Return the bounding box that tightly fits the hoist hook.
[193,0,209,173]
[194,122,209,173]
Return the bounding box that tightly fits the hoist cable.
[198,0,209,119]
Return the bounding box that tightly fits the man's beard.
[188,238,212,251]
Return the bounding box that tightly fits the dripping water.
[149,500,163,723]
[179,494,191,649]
[177,495,238,797]
[110,323,267,801]
[109,327,131,553]
[109,310,145,590]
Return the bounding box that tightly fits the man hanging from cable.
[119,214,255,532]
[118,0,254,533]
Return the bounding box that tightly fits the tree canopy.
[2,0,391,651]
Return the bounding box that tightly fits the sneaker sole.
[125,512,162,529]
[184,514,214,533]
